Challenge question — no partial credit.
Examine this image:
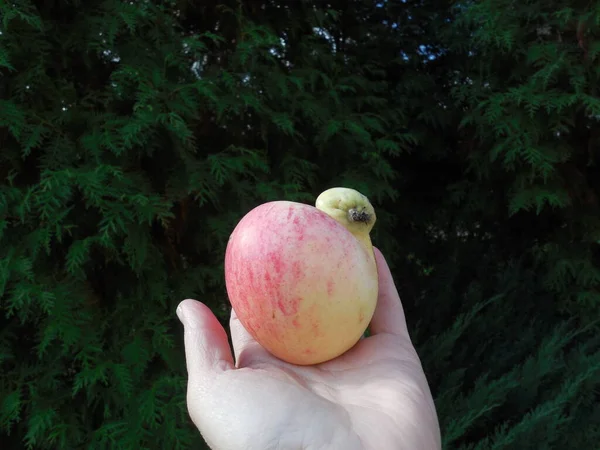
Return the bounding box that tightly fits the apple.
[224,187,379,365]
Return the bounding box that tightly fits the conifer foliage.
[0,1,598,449]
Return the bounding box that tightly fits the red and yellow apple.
[224,187,379,365]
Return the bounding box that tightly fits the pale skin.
[177,247,442,450]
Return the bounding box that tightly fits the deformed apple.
[224,187,379,365]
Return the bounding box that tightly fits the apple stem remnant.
[348,208,372,224]
[314,187,376,256]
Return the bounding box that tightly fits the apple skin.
[224,200,378,365]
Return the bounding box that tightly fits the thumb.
[176,299,234,390]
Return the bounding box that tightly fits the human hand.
[176,247,441,450]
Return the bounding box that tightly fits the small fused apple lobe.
[315,187,376,256]
[225,191,378,365]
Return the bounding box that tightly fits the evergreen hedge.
[1,1,598,449]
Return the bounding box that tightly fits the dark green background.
[1,1,598,448]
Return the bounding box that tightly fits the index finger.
[368,247,411,337]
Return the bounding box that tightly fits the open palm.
[177,248,441,450]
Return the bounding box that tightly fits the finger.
[369,247,411,337]
[176,299,234,387]
[230,307,271,366]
